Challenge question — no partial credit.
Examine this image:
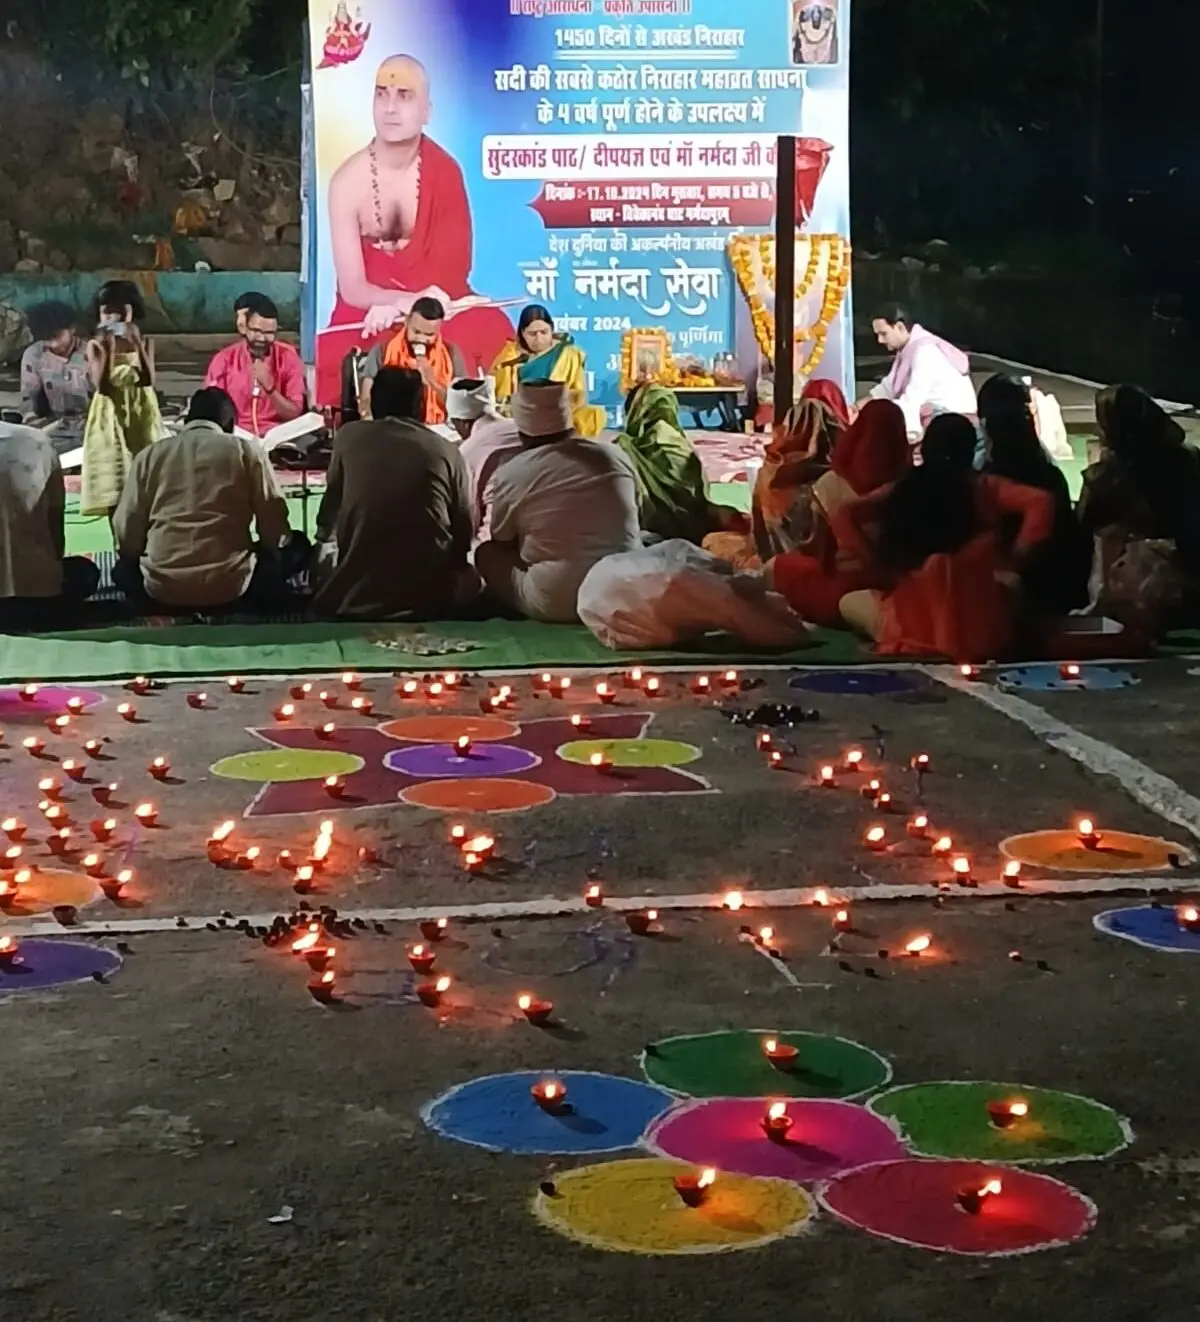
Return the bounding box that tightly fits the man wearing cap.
[313,366,477,619]
[475,381,640,623]
[446,376,521,542]
[318,53,513,405]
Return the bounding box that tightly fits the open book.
[56,412,327,472]
[235,411,326,452]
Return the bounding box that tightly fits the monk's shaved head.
[375,55,428,93]
[373,54,430,146]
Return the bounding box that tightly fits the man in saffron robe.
[317,54,513,406]
[360,297,466,426]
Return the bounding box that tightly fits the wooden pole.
[773,134,797,427]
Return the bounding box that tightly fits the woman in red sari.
[835,413,1054,661]
[764,398,910,625]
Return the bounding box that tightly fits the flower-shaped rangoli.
[213,713,714,817]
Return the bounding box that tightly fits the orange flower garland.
[728,233,852,377]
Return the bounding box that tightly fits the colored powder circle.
[869,1082,1130,1163]
[0,869,101,917]
[556,738,701,768]
[0,938,122,993]
[1000,829,1192,873]
[533,1158,816,1255]
[383,742,539,778]
[1095,904,1200,954]
[422,1070,674,1154]
[819,1159,1096,1256]
[790,670,920,696]
[0,686,106,723]
[211,749,365,783]
[379,715,520,743]
[400,778,556,813]
[646,1097,905,1184]
[642,1030,891,1100]
[994,664,1137,692]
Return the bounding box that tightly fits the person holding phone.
[80,279,163,516]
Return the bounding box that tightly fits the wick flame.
[320,970,335,985]
[1009,1101,1029,1118]
[646,909,658,921]
[820,765,835,780]
[698,1168,716,1189]
[1004,860,1022,878]
[981,1178,1003,1197]
[1180,905,1200,924]
[933,835,953,854]
[767,1102,787,1121]
[517,994,533,1011]
[866,826,886,843]
[435,976,451,993]
[813,888,830,906]
[758,926,774,943]
[952,856,971,875]
[905,934,932,955]
[834,908,849,924]
[763,1037,778,1053]
[845,749,863,766]
[542,1082,560,1099]
[587,884,602,898]
[292,930,321,953]
[212,820,235,843]
[724,890,744,911]
[1078,818,1096,836]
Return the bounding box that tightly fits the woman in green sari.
[490,305,606,437]
[616,383,734,543]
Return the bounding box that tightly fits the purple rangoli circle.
[383,742,541,779]
[0,938,122,992]
[0,685,106,723]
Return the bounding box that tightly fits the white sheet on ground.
[577,540,808,651]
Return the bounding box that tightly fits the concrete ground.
[1,663,1200,1319]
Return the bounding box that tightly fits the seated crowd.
[2,294,1198,661]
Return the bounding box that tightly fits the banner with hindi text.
[305,0,853,415]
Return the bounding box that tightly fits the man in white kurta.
[868,307,978,440]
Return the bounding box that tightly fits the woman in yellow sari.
[490,305,606,438]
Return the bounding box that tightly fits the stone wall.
[0,49,301,278]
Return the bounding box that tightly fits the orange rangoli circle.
[1000,829,1194,873]
[400,777,556,813]
[380,715,521,744]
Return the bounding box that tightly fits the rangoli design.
[213,712,714,817]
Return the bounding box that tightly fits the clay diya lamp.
[517,993,554,1026]
[762,1036,799,1071]
[672,1168,716,1208]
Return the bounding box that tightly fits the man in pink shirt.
[204,293,306,437]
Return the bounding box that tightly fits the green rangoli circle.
[868,1081,1131,1164]
[641,1029,891,1100]
[557,738,701,768]
[212,749,365,783]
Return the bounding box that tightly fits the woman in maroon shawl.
[765,398,910,625]
[703,379,850,569]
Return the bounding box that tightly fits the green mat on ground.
[0,618,868,682]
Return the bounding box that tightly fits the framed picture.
[791,0,840,67]
[620,327,675,392]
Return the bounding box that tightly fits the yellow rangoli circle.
[532,1157,815,1255]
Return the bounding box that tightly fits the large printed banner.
[305,0,853,413]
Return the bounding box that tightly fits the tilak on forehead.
[375,55,428,91]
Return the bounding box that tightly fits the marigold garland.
[728,233,852,378]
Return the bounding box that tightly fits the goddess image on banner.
[303,0,853,417]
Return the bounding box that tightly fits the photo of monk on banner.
[317,54,514,404]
